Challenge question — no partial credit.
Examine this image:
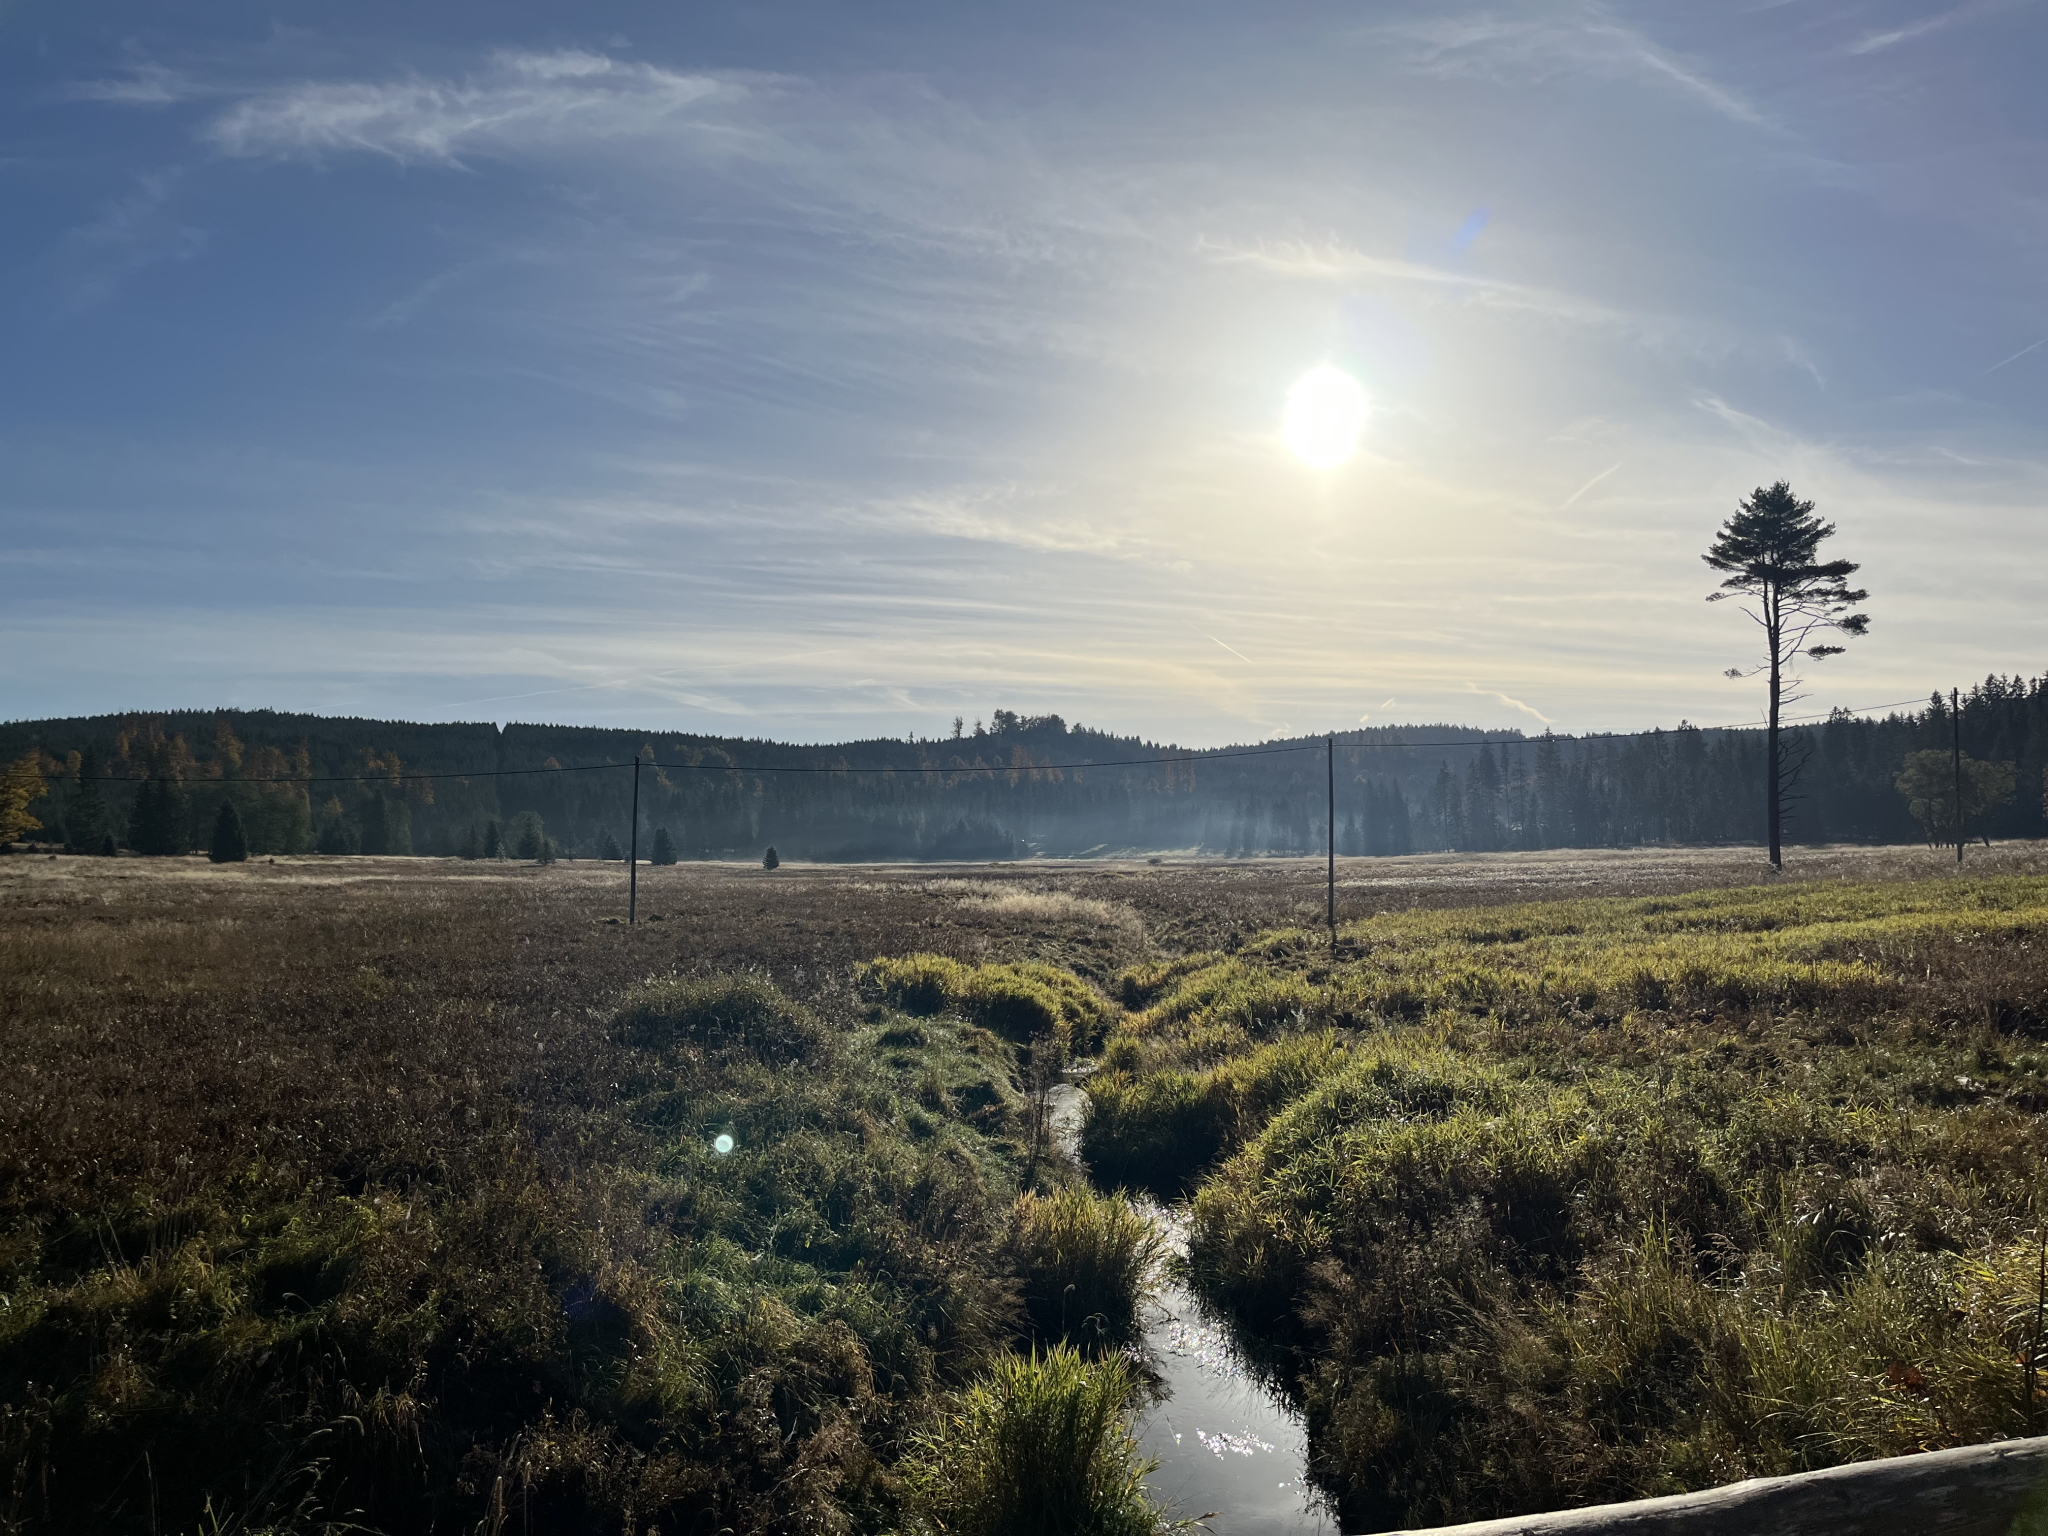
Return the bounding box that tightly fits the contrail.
[1558,462,1622,510]
[1980,335,2048,378]
[1207,634,1253,664]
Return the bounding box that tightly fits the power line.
[59,694,1940,787]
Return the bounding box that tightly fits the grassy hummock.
[1087,876,2048,1527]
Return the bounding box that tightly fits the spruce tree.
[483,820,502,859]
[1705,481,1869,868]
[762,845,780,869]
[66,749,108,853]
[651,826,677,865]
[209,799,249,863]
[512,811,546,861]
[598,829,623,861]
[459,825,481,860]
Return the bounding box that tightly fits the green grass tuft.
[1010,1187,1164,1349]
[896,1344,1164,1536]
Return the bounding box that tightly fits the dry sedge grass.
[7,845,2048,1534]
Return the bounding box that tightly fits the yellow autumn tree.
[0,753,48,844]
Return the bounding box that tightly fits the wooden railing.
[1392,1435,2048,1536]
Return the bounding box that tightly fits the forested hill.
[6,679,2048,860]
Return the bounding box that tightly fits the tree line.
[3,682,2046,862]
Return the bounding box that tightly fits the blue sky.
[5,0,2044,743]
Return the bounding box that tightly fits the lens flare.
[1282,365,1368,470]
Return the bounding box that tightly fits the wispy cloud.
[1558,462,1623,510]
[1849,0,2006,55]
[1371,7,1773,130]
[1978,334,2048,378]
[1465,681,1553,724]
[200,50,752,165]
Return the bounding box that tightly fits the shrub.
[1010,1187,1163,1348]
[896,1345,1162,1536]
[617,975,837,1066]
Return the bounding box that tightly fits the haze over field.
[4,1,2045,740]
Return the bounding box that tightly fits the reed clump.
[895,1344,1163,1536]
[1010,1187,1164,1348]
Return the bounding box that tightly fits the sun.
[1282,365,1368,470]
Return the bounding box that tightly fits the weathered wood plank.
[1390,1436,2048,1536]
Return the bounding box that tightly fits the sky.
[4,0,2045,746]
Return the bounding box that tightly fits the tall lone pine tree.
[1704,481,1870,869]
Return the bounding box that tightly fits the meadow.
[4,844,2047,1533]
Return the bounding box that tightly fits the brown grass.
[6,843,2048,1533]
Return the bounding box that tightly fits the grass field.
[5,843,2048,1533]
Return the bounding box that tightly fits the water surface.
[1046,1084,1338,1534]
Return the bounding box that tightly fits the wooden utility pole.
[1952,687,1965,865]
[629,753,641,923]
[1327,733,1336,959]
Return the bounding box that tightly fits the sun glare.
[1282,365,1368,470]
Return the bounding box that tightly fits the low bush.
[896,1345,1163,1536]
[1010,1187,1164,1348]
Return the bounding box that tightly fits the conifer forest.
[6,677,2047,864]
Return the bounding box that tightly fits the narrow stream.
[1046,1084,1338,1534]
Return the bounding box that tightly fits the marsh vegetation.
[4,846,2048,1532]
[1090,876,2048,1526]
